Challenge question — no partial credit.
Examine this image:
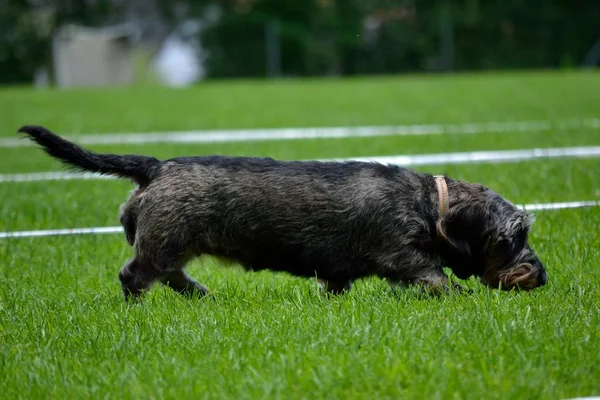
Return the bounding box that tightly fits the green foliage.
[1,1,599,83]
[202,0,600,77]
[0,0,125,84]
[0,0,53,83]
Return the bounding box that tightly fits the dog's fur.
[18,125,548,300]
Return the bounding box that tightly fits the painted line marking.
[328,146,600,166]
[0,226,124,238]
[1,145,599,183]
[517,200,600,211]
[2,118,598,148]
[1,201,598,239]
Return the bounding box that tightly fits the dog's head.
[436,183,547,290]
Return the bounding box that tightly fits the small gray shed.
[52,24,136,88]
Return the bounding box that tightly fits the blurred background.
[1,0,599,88]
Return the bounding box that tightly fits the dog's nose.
[538,269,548,286]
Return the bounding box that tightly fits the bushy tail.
[18,125,160,186]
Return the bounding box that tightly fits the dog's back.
[126,153,431,276]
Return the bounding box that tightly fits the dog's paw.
[450,283,473,294]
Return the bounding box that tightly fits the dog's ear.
[436,197,493,279]
[437,199,491,256]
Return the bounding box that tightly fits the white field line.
[327,146,600,165]
[3,118,599,148]
[517,201,600,211]
[1,201,599,239]
[1,145,600,183]
[0,226,124,238]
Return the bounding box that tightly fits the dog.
[18,125,547,300]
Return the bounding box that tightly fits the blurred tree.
[0,0,598,84]
[0,0,53,83]
[0,0,125,84]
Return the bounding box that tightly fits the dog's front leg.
[382,252,467,295]
[159,270,210,298]
[404,270,469,295]
[413,270,452,294]
[386,270,447,292]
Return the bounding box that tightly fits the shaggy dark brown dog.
[18,125,547,300]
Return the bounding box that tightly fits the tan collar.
[434,175,449,218]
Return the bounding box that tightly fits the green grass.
[1,70,599,136]
[1,70,600,399]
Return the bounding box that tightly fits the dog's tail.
[18,125,160,186]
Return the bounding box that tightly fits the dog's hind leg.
[159,270,210,298]
[118,257,160,301]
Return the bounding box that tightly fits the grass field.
[1,71,599,399]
